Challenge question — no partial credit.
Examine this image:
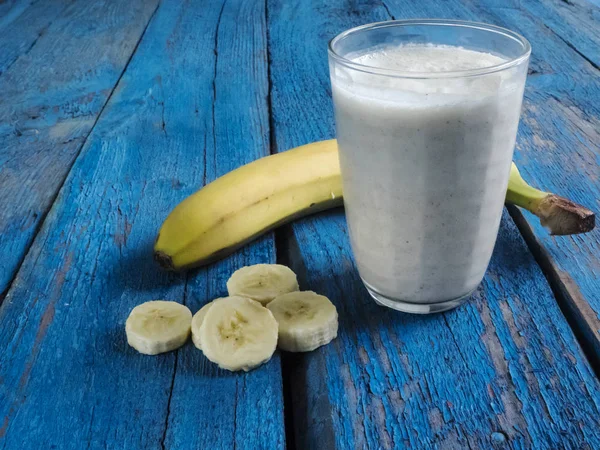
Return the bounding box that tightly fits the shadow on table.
[292,256,430,336]
[114,237,186,294]
[489,211,542,278]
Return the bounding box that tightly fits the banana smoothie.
[329,26,530,312]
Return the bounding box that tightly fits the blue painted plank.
[0,0,34,31]
[0,0,284,449]
[387,0,600,379]
[163,0,285,448]
[267,0,600,448]
[468,0,600,366]
[522,0,600,68]
[381,0,600,428]
[0,0,71,75]
[0,0,33,31]
[0,0,159,297]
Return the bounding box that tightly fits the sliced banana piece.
[126,300,192,355]
[226,264,299,305]
[267,291,338,352]
[191,301,214,350]
[200,296,278,372]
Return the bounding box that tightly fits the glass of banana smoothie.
[328,20,530,313]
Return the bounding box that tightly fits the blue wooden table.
[1,0,600,448]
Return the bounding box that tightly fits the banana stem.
[506,163,548,210]
[506,163,595,235]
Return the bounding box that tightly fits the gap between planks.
[381,0,600,381]
[508,205,600,376]
[275,226,299,450]
[2,0,595,446]
[537,19,600,71]
[266,0,298,447]
[272,0,600,445]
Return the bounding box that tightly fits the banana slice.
[226,264,299,305]
[200,296,278,371]
[267,291,338,352]
[191,301,213,350]
[126,300,192,355]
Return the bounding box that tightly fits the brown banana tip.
[539,195,596,235]
[154,250,175,271]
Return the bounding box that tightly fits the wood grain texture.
[520,0,600,69]
[267,0,600,448]
[0,0,159,297]
[162,0,285,448]
[0,0,72,75]
[0,0,284,448]
[480,0,600,366]
[0,0,35,31]
[384,0,600,378]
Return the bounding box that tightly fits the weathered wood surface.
[476,0,600,365]
[519,0,600,69]
[0,0,71,75]
[1,0,600,448]
[267,0,600,448]
[391,0,600,433]
[0,0,284,449]
[387,0,600,375]
[0,0,159,296]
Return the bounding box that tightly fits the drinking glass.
[328,20,530,313]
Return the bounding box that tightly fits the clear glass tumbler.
[328,20,530,313]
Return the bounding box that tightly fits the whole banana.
[154,140,342,270]
[154,140,594,271]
